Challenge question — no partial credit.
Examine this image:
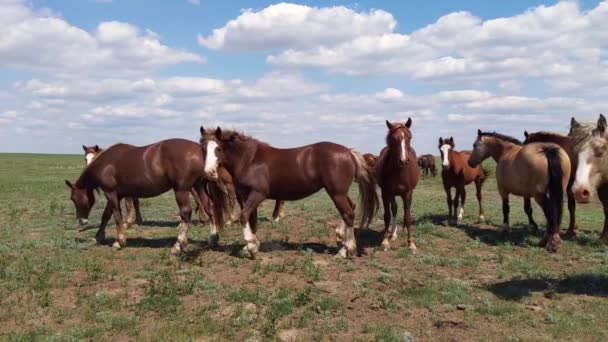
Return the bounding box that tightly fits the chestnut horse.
[417,154,436,177]
[363,153,379,168]
[438,137,487,224]
[523,131,579,236]
[570,114,608,243]
[468,130,571,252]
[66,139,226,254]
[200,126,378,259]
[375,119,419,250]
[82,144,209,226]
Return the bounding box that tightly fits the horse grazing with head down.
[468,130,571,252]
[438,137,487,224]
[375,119,419,250]
[200,126,378,259]
[569,114,608,243]
[417,154,436,177]
[523,131,579,236]
[66,139,226,254]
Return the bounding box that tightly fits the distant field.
[1,153,608,341]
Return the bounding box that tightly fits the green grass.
[1,153,608,341]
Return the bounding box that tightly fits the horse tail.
[543,147,565,231]
[205,179,230,232]
[350,150,379,229]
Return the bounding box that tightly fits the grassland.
[1,153,608,341]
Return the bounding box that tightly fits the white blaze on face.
[440,144,451,167]
[204,141,219,177]
[85,153,95,165]
[400,139,407,163]
[574,148,594,191]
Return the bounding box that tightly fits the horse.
[200,126,378,259]
[569,114,608,243]
[468,130,571,252]
[438,137,487,225]
[523,131,579,236]
[82,144,209,226]
[417,154,436,177]
[66,139,226,254]
[375,119,419,250]
[363,153,379,168]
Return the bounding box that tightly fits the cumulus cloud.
[0,0,203,76]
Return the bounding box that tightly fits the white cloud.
[198,3,395,51]
[0,1,203,76]
[188,0,200,5]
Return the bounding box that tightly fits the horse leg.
[402,191,416,250]
[240,191,265,259]
[96,201,112,244]
[330,194,357,258]
[106,191,126,249]
[524,197,538,232]
[196,182,219,247]
[223,179,238,224]
[272,201,286,223]
[190,188,209,224]
[597,184,608,244]
[458,186,466,221]
[565,185,578,237]
[133,198,143,226]
[475,179,485,222]
[453,187,461,224]
[501,194,510,233]
[534,194,561,251]
[444,186,453,225]
[125,197,135,228]
[381,191,397,250]
[171,190,193,255]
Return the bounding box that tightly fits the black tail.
[543,147,564,233]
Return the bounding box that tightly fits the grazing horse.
[82,144,209,226]
[468,130,571,252]
[375,119,419,250]
[417,154,437,177]
[200,126,378,259]
[438,137,487,224]
[523,131,579,236]
[66,139,226,254]
[569,114,608,243]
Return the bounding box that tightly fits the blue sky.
[0,0,606,154]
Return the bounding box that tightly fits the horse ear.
[405,117,412,128]
[385,120,392,129]
[598,114,607,133]
[82,145,87,152]
[570,117,580,128]
[438,137,443,145]
[65,180,74,189]
[94,145,100,152]
[477,129,482,136]
[200,126,205,135]
[524,131,529,138]
[215,126,222,139]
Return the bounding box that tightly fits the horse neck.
[385,142,402,167]
[224,139,258,177]
[486,137,520,161]
[75,167,96,190]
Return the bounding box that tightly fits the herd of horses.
[66,114,608,258]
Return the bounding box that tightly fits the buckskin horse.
[523,131,579,236]
[569,114,608,243]
[66,139,226,254]
[468,130,571,252]
[82,144,209,226]
[200,126,378,259]
[438,137,487,225]
[417,154,436,177]
[375,119,419,250]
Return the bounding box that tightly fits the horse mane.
[480,131,522,145]
[203,128,270,147]
[570,121,601,151]
[525,131,570,145]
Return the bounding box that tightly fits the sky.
[0,0,606,155]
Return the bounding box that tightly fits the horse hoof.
[409,242,417,251]
[337,247,348,259]
[545,234,561,253]
[273,217,281,223]
[112,241,122,249]
[479,215,486,222]
[208,234,220,247]
[381,241,390,251]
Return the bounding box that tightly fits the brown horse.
[82,144,209,226]
[375,119,419,250]
[66,139,226,254]
[438,137,487,224]
[200,126,378,259]
[363,153,379,168]
[417,154,437,177]
[523,131,579,236]
[468,130,571,252]
[569,114,608,243]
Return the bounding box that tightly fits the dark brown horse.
[82,144,209,226]
[375,119,419,250]
[66,139,226,254]
[200,126,378,259]
[417,154,437,177]
[438,137,487,224]
[523,131,579,236]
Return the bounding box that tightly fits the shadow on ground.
[488,273,608,300]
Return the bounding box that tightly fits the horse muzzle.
[573,187,592,203]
